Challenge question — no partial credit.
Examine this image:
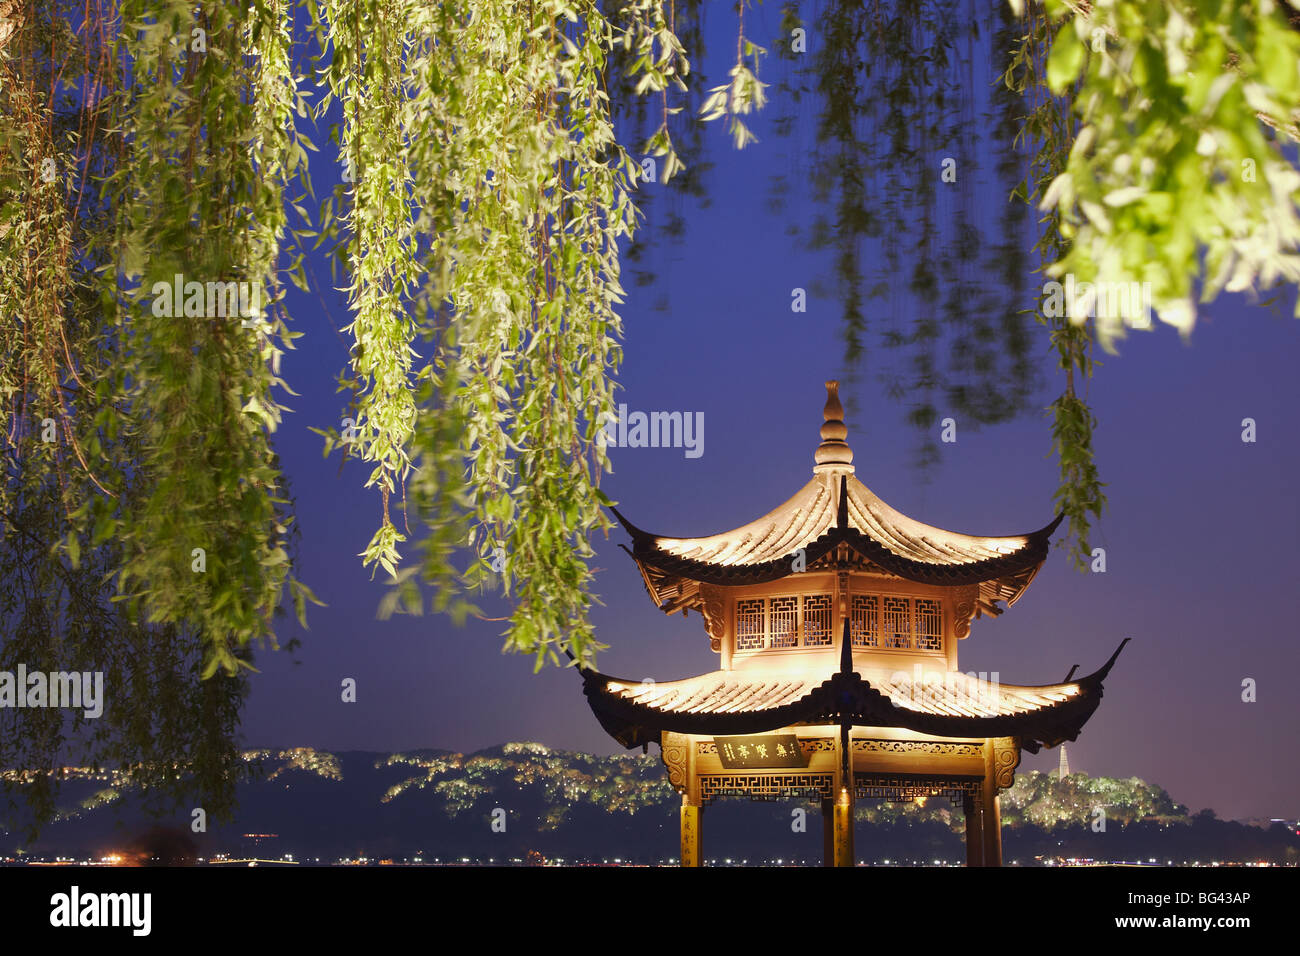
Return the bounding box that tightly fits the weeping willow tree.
[0,0,726,832]
[2,0,1299,836]
[0,0,268,835]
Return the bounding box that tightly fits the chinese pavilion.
[579,381,1126,867]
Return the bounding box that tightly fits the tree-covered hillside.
[3,745,1295,865]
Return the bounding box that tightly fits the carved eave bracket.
[953,585,979,640]
[661,731,689,793]
[699,584,726,652]
[993,736,1021,792]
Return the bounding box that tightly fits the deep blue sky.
[240,6,1300,823]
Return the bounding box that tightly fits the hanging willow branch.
[316,0,418,577]
[1004,1,1103,568]
[766,1,1040,468]
[308,0,701,668]
[1030,0,1300,344]
[90,0,319,679]
[0,0,271,836]
[1005,0,1300,564]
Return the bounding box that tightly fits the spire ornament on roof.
[814,380,855,473]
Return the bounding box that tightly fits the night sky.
[239,7,1300,823]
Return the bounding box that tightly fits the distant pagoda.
[1059,744,1071,779]
[579,381,1126,867]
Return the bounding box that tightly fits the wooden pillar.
[680,795,702,867]
[981,739,1003,867]
[821,797,834,866]
[963,792,984,867]
[832,785,855,867]
[981,791,1003,867]
[831,717,855,867]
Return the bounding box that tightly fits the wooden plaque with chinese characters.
[713,734,809,769]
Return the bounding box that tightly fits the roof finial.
[814,380,855,473]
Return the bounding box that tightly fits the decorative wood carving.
[662,732,689,791]
[992,736,1021,791]
[699,584,726,652]
[808,544,888,574]
[801,738,836,754]
[953,585,979,640]
[853,739,983,758]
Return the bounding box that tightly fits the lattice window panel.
[769,596,799,648]
[914,598,942,650]
[802,594,833,646]
[736,598,766,650]
[851,594,879,647]
[700,773,835,805]
[854,773,981,808]
[882,596,911,649]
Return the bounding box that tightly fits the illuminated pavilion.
[579,381,1126,866]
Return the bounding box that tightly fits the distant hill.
[3,744,1297,864]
